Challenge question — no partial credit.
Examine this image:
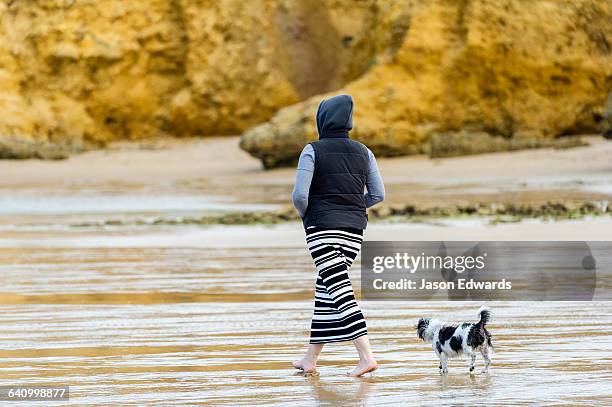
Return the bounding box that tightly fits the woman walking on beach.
[291,94,385,377]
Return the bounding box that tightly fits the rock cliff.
[0,0,609,161]
[0,0,406,157]
[240,0,612,167]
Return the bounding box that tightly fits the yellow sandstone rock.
[241,0,612,167]
[0,0,609,161]
[0,0,401,158]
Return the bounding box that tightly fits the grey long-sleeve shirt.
[291,144,385,218]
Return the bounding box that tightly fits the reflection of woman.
[305,374,377,403]
[291,94,385,377]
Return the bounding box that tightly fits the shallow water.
[0,239,611,405]
[2,137,612,405]
[0,191,279,236]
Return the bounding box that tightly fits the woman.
[291,94,385,377]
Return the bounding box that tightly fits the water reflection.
[303,375,377,406]
[437,371,493,390]
[0,244,610,404]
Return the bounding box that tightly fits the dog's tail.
[477,305,493,350]
[477,305,491,327]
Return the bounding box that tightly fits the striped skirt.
[306,227,368,344]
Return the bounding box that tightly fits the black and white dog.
[416,306,493,375]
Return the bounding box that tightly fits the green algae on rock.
[70,200,610,228]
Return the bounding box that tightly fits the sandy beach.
[1,134,611,243]
[1,136,611,405]
[1,219,611,405]
[1,134,611,241]
[1,135,611,208]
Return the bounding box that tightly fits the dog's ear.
[416,317,429,328]
[416,317,430,340]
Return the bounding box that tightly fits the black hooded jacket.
[303,94,369,230]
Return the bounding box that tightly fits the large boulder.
[240,0,612,168]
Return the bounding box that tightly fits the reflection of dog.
[416,306,492,375]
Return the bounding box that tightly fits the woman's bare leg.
[293,343,324,373]
[349,335,378,377]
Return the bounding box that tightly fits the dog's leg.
[439,353,448,375]
[480,346,491,374]
[468,353,476,375]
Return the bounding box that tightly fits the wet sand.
[0,238,611,405]
[0,136,611,404]
[1,218,612,405]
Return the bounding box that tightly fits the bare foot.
[293,359,317,374]
[348,359,378,377]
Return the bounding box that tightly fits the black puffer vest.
[302,94,369,230]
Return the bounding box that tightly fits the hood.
[316,94,353,139]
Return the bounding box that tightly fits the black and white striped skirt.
[305,226,368,344]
